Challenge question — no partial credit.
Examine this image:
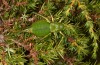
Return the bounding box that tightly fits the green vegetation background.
[0,0,100,65]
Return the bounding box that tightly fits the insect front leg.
[59,31,65,37]
[33,12,51,23]
[53,32,58,42]
[58,31,65,44]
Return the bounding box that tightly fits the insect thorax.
[50,22,64,32]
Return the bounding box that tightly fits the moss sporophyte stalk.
[24,20,64,37]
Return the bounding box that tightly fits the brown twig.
[16,1,27,6]
[64,55,76,65]
[22,35,36,44]
[1,50,7,65]
[2,0,9,7]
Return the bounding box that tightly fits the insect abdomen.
[31,20,50,37]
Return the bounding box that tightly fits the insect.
[24,13,64,37]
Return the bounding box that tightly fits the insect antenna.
[33,12,51,23]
